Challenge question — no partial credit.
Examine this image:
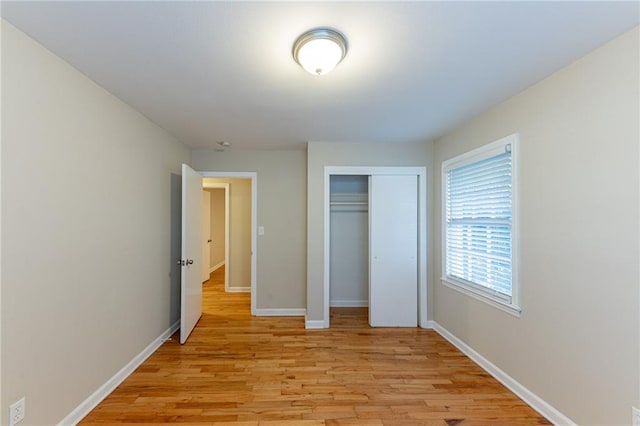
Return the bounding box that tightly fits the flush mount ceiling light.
[217,141,231,147]
[292,28,348,76]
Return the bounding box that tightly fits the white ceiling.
[2,1,638,150]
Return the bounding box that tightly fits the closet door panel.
[369,175,418,326]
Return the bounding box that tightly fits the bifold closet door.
[369,175,418,327]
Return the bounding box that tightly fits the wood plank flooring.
[81,267,549,425]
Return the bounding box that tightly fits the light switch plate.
[258,226,264,236]
[9,397,25,426]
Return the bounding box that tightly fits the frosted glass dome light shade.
[293,28,348,76]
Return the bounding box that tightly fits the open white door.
[181,164,203,344]
[369,174,418,327]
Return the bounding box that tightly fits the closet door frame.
[323,166,428,328]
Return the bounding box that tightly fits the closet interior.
[329,175,369,314]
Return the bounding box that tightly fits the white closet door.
[369,175,418,327]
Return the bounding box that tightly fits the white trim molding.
[305,318,328,329]
[330,300,368,307]
[441,278,522,317]
[226,286,251,293]
[255,308,306,317]
[209,261,225,274]
[432,321,576,426]
[423,320,435,329]
[58,321,180,426]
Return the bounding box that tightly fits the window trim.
[441,134,521,317]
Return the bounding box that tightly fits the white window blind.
[442,135,519,314]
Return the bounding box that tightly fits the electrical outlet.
[633,406,640,426]
[9,397,25,426]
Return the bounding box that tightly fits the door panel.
[369,175,418,327]
[181,164,203,344]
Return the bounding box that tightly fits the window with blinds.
[442,134,520,315]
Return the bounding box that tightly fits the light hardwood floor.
[81,267,549,425]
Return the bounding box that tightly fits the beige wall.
[432,27,639,425]
[192,150,307,309]
[306,142,434,322]
[204,179,251,290]
[1,20,191,425]
[208,188,226,269]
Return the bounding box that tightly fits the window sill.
[440,277,522,318]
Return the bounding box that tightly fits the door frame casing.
[202,182,230,291]
[323,166,428,328]
[200,171,257,316]
[201,189,212,283]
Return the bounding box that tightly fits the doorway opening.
[202,183,229,287]
[201,172,257,316]
[329,175,369,325]
[180,165,258,344]
[323,166,428,329]
[203,178,251,296]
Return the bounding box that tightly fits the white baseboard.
[209,261,225,273]
[330,300,368,307]
[422,319,435,329]
[58,321,180,426]
[305,318,327,329]
[226,286,250,293]
[255,308,305,317]
[432,322,575,426]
